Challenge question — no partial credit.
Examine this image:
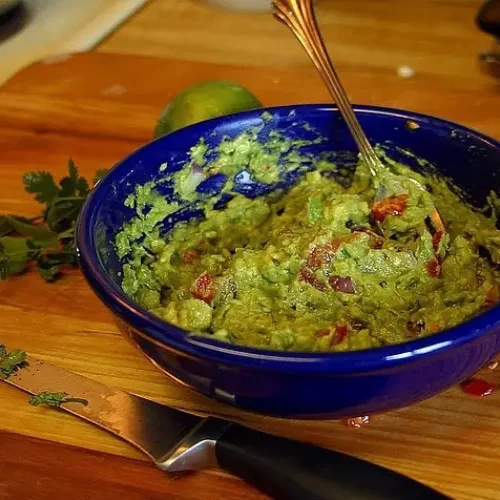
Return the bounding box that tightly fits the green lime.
[153,80,263,138]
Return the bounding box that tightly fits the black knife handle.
[215,424,451,500]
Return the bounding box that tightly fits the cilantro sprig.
[0,160,106,282]
[28,391,89,408]
[0,344,27,380]
[0,346,88,407]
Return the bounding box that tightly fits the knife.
[3,354,450,500]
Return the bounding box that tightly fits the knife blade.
[3,353,451,500]
[4,354,229,470]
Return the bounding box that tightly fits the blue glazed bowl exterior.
[76,105,500,418]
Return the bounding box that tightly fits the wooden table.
[1,2,500,499]
[99,0,493,82]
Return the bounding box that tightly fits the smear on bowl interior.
[114,117,500,352]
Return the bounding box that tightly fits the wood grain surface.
[0,431,268,500]
[1,12,500,498]
[99,0,492,83]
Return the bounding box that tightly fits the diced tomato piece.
[305,235,359,271]
[485,285,499,307]
[301,234,369,292]
[314,323,349,345]
[314,328,331,339]
[191,271,216,303]
[307,241,338,270]
[430,322,440,333]
[432,231,444,251]
[335,323,349,344]
[369,237,384,249]
[426,256,441,278]
[299,267,327,291]
[182,249,200,265]
[329,237,346,252]
[306,246,326,270]
[371,194,409,223]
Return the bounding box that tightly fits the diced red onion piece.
[329,275,356,294]
[185,163,207,191]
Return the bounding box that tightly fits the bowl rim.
[76,103,500,374]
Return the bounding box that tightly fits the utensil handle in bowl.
[215,423,450,500]
[272,0,380,176]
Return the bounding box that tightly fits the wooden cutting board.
[1,52,500,500]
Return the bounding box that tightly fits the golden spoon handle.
[272,0,380,175]
[273,0,447,234]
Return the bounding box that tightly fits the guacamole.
[116,127,500,352]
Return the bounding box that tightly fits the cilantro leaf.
[0,216,13,237]
[3,216,58,245]
[0,253,8,280]
[29,391,88,407]
[76,177,90,197]
[29,392,67,407]
[0,215,38,237]
[0,347,27,380]
[0,236,30,278]
[59,159,90,198]
[1,159,104,282]
[45,198,85,233]
[68,157,78,180]
[23,171,59,204]
[37,263,60,282]
[59,158,78,197]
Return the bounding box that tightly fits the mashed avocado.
[116,125,500,352]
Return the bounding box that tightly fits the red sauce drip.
[370,194,409,222]
[460,377,495,397]
[346,416,370,428]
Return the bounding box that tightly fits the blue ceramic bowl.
[76,104,500,418]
